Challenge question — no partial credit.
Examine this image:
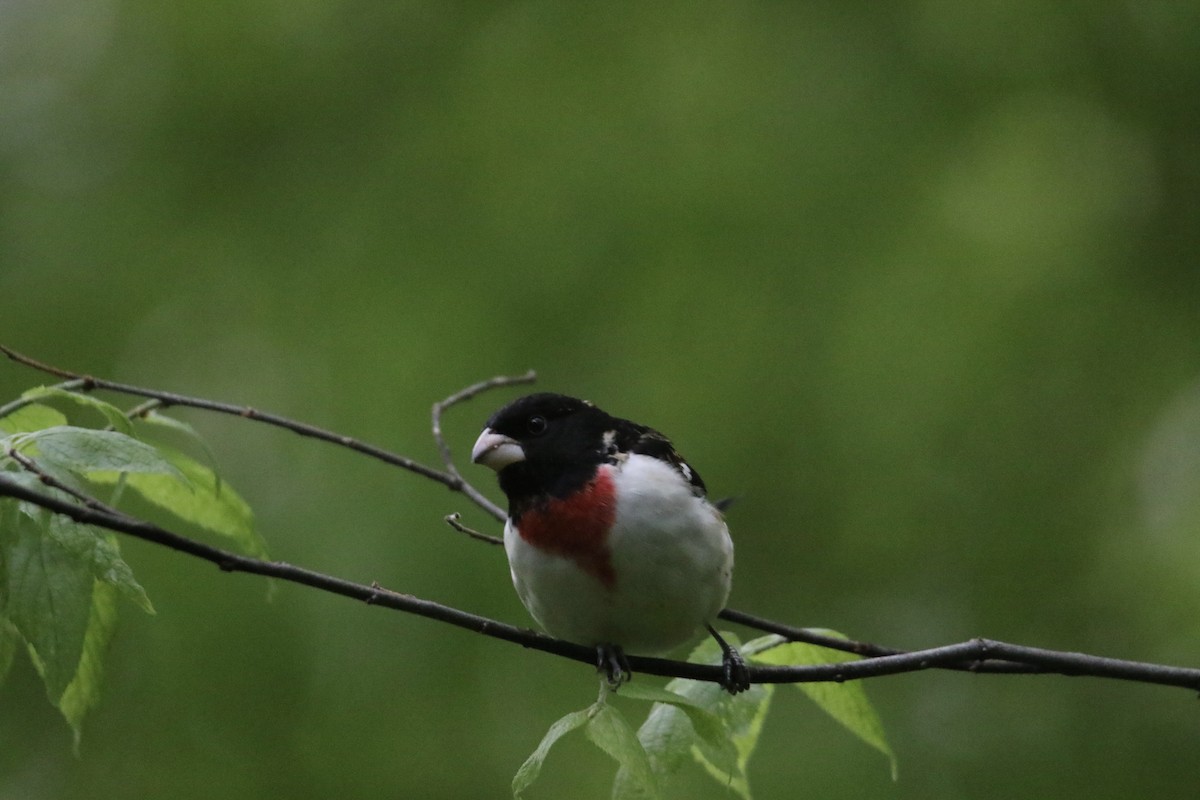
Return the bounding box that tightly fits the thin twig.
[6,449,122,516]
[445,512,505,546]
[0,345,458,489]
[431,370,537,522]
[124,398,167,418]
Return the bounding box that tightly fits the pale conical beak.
[471,428,526,471]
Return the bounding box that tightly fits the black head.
[471,392,707,510]
[471,393,612,474]
[473,393,635,510]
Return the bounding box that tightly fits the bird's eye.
[526,415,547,435]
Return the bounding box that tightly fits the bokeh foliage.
[2,1,1198,797]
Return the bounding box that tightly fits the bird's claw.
[595,635,749,694]
[596,643,631,689]
[707,624,751,694]
[720,647,752,694]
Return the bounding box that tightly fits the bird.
[470,392,750,694]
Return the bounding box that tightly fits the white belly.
[504,455,733,655]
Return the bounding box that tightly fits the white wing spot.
[602,429,624,460]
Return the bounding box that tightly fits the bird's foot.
[707,625,751,694]
[596,643,631,690]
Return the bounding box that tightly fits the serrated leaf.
[91,446,266,558]
[512,707,590,798]
[131,411,227,501]
[1,476,152,614]
[752,633,897,779]
[691,683,773,799]
[615,683,737,775]
[0,479,150,745]
[16,426,185,481]
[0,470,38,514]
[614,699,693,796]
[1,450,92,501]
[0,505,95,701]
[20,387,133,434]
[615,636,772,800]
[58,578,119,751]
[683,635,774,799]
[0,402,68,435]
[45,514,154,615]
[586,702,658,800]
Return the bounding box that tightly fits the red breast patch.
[517,467,617,588]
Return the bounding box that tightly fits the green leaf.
[0,503,95,701]
[684,635,775,799]
[20,387,133,434]
[3,473,141,588]
[615,683,738,775]
[0,477,152,743]
[585,701,658,800]
[512,707,590,798]
[752,633,897,779]
[0,402,68,435]
[91,446,266,558]
[614,636,773,800]
[3,473,154,615]
[132,411,222,476]
[614,699,692,797]
[57,579,120,751]
[45,514,154,615]
[15,426,185,481]
[738,633,790,659]
[690,682,773,800]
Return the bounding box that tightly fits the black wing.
[611,419,708,495]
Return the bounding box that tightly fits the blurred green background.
[2,1,1199,797]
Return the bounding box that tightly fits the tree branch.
[0,344,461,490]
[716,607,1040,674]
[2,474,1198,691]
[4,345,1200,693]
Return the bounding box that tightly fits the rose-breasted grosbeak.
[471,392,750,694]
